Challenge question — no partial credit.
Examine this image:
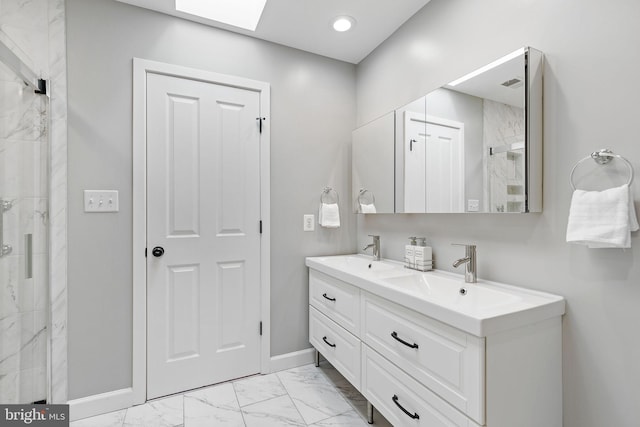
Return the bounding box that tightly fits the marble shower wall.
[0,0,68,404]
[482,99,525,212]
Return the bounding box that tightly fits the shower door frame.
[0,38,50,404]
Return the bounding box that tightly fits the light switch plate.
[84,190,119,212]
[467,199,479,212]
[303,214,315,231]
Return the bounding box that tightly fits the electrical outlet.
[303,214,315,231]
[84,190,119,212]
[467,199,479,212]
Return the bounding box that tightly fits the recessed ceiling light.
[332,16,356,32]
[175,0,268,32]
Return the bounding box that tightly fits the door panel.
[146,72,261,399]
[167,264,200,361]
[425,121,464,213]
[167,94,200,236]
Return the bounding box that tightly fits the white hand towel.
[566,184,638,248]
[319,203,340,228]
[360,203,377,214]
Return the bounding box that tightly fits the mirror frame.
[351,47,543,214]
[394,46,543,214]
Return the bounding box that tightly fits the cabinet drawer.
[309,270,360,336]
[309,306,361,390]
[362,293,485,424]
[362,345,480,427]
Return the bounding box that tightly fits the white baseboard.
[68,387,134,422]
[270,348,316,372]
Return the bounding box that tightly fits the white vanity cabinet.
[362,292,485,424]
[308,266,563,427]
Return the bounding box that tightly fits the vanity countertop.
[305,254,565,337]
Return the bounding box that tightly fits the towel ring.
[569,149,634,190]
[321,187,339,204]
[357,189,375,206]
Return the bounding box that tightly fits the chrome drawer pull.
[391,331,419,349]
[322,293,336,302]
[392,394,420,420]
[322,336,336,348]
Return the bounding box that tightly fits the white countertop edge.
[305,254,566,337]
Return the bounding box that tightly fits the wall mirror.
[352,112,395,213]
[395,46,543,213]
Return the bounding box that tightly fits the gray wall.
[66,0,356,399]
[356,0,640,426]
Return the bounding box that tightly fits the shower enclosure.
[0,39,49,404]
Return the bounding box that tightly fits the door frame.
[132,58,271,404]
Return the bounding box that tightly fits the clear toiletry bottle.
[414,237,433,271]
[405,237,417,269]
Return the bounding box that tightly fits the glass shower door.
[0,55,48,404]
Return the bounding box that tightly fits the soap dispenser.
[405,237,417,269]
[414,237,433,271]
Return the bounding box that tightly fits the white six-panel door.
[145,72,262,399]
[424,120,465,213]
[404,113,465,213]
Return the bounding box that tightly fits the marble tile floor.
[71,361,392,427]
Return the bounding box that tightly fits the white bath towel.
[566,184,639,248]
[319,203,340,228]
[360,203,377,214]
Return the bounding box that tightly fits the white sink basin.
[310,255,411,278]
[383,273,522,310]
[306,254,565,336]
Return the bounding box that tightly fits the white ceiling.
[115,0,431,64]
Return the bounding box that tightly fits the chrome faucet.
[452,244,477,283]
[363,235,381,261]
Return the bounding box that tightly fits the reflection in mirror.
[447,48,525,212]
[395,47,542,213]
[352,112,395,213]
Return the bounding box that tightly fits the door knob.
[152,246,164,257]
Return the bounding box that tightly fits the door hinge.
[259,220,262,234]
[145,248,147,257]
[256,117,265,133]
[259,321,263,336]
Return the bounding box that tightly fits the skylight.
[175,0,268,32]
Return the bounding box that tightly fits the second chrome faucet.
[452,243,477,283]
[363,235,381,261]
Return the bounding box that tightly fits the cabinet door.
[362,345,480,427]
[309,306,361,390]
[362,292,485,424]
[309,270,360,336]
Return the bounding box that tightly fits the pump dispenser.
[405,237,417,269]
[413,237,433,271]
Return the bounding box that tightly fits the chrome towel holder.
[357,188,375,205]
[321,186,339,204]
[569,149,634,190]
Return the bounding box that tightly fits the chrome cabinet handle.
[322,293,336,302]
[322,336,336,348]
[391,331,419,349]
[392,394,420,420]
